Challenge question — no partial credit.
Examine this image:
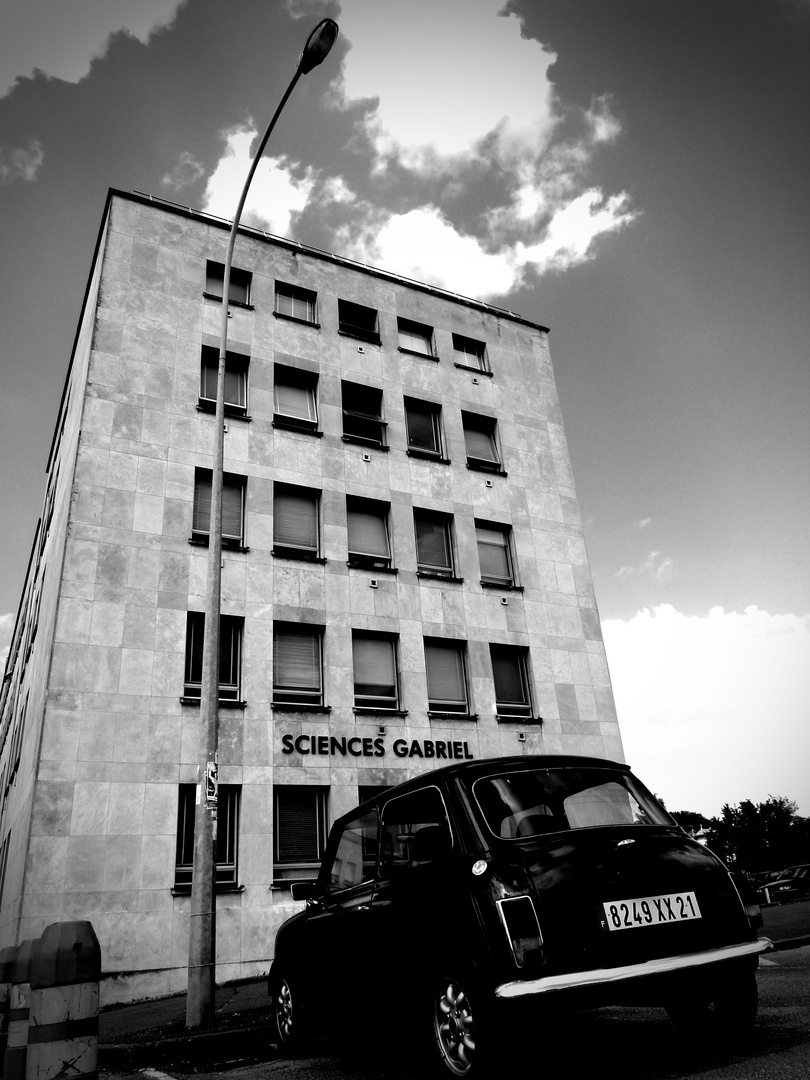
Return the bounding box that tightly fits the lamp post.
[186,17,339,1029]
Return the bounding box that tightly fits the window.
[352,633,399,710]
[338,299,380,344]
[273,483,320,558]
[184,612,243,702]
[342,382,386,447]
[274,787,329,883]
[490,645,533,718]
[397,318,434,357]
[175,784,240,888]
[425,639,469,714]
[414,510,456,578]
[199,345,248,416]
[452,332,487,371]
[462,411,502,472]
[273,364,318,431]
[205,261,252,305]
[379,788,451,877]
[327,810,378,892]
[405,398,444,459]
[273,624,323,706]
[275,281,317,324]
[192,469,246,548]
[347,497,392,568]
[476,521,515,586]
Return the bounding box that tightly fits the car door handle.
[356,904,371,912]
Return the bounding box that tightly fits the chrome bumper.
[495,937,773,1000]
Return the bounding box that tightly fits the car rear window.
[472,768,675,840]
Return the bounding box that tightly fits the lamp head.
[298,18,339,74]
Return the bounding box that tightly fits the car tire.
[430,972,494,1078]
[666,970,758,1043]
[270,970,309,1054]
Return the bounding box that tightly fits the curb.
[769,934,810,952]
[100,1024,278,1070]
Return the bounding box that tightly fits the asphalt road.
[101,944,810,1080]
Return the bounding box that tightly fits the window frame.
[273,482,322,561]
[476,520,516,587]
[452,332,489,372]
[413,509,458,580]
[183,612,244,703]
[462,411,503,473]
[272,623,324,708]
[490,645,534,719]
[424,638,472,716]
[346,496,393,570]
[204,261,252,307]
[338,299,381,345]
[199,345,249,418]
[404,397,445,460]
[397,318,435,358]
[352,632,400,711]
[342,381,387,448]
[175,783,241,890]
[274,785,330,884]
[274,281,318,325]
[273,363,319,433]
[192,468,247,550]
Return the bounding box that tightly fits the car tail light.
[496,896,545,968]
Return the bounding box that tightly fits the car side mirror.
[290,880,318,901]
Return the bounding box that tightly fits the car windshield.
[472,767,675,840]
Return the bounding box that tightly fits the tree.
[706,796,809,871]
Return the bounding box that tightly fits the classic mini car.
[269,756,769,1076]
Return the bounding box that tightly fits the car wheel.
[432,975,491,1078]
[666,971,758,1043]
[270,971,308,1053]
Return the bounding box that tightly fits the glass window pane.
[477,525,511,582]
[273,628,321,701]
[276,788,327,864]
[275,380,315,420]
[348,506,389,559]
[464,421,498,463]
[329,811,378,890]
[406,402,440,453]
[353,636,397,706]
[415,515,452,572]
[491,649,528,707]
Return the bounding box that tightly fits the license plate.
[602,891,701,931]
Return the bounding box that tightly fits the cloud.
[162,152,205,191]
[0,139,44,185]
[189,0,636,297]
[0,612,13,670]
[201,127,316,235]
[0,0,184,98]
[615,551,674,583]
[638,518,652,529]
[603,605,810,816]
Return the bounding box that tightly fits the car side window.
[379,787,452,878]
[328,811,378,892]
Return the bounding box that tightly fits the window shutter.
[277,789,320,863]
[348,508,389,557]
[274,490,317,549]
[353,637,395,692]
[415,516,451,569]
[426,643,465,706]
[274,630,320,692]
[464,424,497,462]
[193,474,212,533]
[221,478,243,540]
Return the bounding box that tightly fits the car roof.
[341,754,630,827]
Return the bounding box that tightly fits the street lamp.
[186,17,339,1030]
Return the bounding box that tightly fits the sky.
[1,0,808,819]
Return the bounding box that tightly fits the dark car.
[269,755,769,1076]
[758,863,810,904]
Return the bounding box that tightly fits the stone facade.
[0,190,622,1004]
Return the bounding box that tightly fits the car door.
[300,807,380,1005]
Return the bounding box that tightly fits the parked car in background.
[269,755,770,1077]
[757,863,810,905]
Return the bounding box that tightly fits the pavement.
[99,912,810,1073]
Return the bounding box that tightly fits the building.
[0,190,623,1003]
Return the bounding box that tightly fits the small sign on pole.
[205,761,218,805]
